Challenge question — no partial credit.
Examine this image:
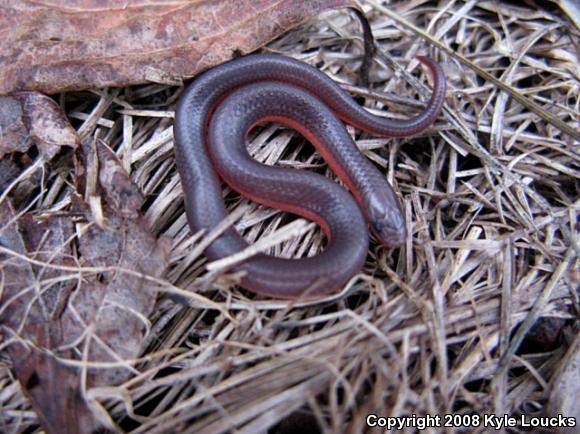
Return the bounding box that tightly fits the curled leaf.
[0,92,78,159]
[1,0,359,94]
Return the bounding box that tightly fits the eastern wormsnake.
[174,54,446,299]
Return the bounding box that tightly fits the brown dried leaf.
[61,203,170,386]
[0,92,78,159]
[0,200,75,338]
[1,0,358,94]
[96,142,144,218]
[7,345,113,434]
[0,97,30,157]
[75,136,144,218]
[0,158,21,192]
[61,132,167,385]
[0,201,104,433]
[0,138,169,430]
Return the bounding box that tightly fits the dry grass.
[1,0,579,433]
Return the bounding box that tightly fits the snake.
[173,54,445,298]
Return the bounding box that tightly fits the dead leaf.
[0,134,169,430]
[60,202,169,386]
[0,0,358,94]
[75,136,144,219]
[0,200,75,339]
[7,344,114,434]
[0,96,30,157]
[0,200,105,433]
[0,92,78,159]
[0,158,21,193]
[96,141,144,218]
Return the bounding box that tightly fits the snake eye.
[373,221,385,233]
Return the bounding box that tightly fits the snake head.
[365,190,406,248]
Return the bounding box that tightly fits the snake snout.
[365,190,406,248]
[371,211,406,248]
